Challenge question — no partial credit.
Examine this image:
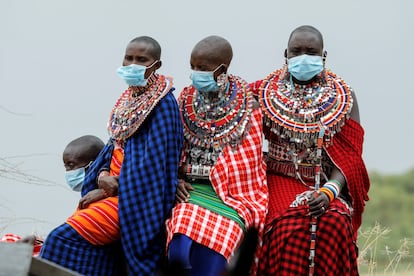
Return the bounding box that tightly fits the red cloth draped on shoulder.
[250,79,370,237]
[325,118,370,238]
[250,76,370,275]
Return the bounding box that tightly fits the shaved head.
[191,35,233,66]
[64,135,104,163]
[288,25,324,49]
[129,36,161,60]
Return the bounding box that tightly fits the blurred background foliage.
[358,168,414,273]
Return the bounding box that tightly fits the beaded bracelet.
[320,187,334,202]
[320,180,342,202]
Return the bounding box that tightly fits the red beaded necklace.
[180,75,253,152]
[259,69,353,148]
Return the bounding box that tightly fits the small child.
[63,135,104,191]
[0,135,105,256]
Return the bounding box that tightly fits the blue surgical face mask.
[117,62,157,87]
[65,167,85,191]
[190,65,223,92]
[287,54,323,81]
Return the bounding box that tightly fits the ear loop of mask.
[84,160,93,171]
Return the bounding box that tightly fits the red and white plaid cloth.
[1,233,21,242]
[1,233,43,257]
[166,96,268,260]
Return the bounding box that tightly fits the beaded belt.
[183,164,212,184]
[266,157,317,182]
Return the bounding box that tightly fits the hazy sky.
[1,0,413,236]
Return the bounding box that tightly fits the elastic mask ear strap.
[147,60,159,69]
[213,64,228,84]
[213,64,227,75]
[84,160,93,171]
[145,60,160,80]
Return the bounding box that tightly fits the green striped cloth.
[188,183,245,231]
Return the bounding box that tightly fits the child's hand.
[98,175,119,197]
[79,189,106,209]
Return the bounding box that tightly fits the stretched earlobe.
[322,51,328,84]
[155,60,162,70]
[213,64,228,80]
[220,64,228,75]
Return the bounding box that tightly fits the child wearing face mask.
[1,135,105,258]
[64,135,105,191]
[62,135,122,246]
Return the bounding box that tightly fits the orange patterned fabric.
[67,147,124,245]
[109,146,124,176]
[66,196,119,245]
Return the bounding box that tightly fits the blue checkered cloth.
[41,91,183,275]
[39,223,123,275]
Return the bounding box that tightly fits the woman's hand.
[176,179,194,203]
[78,189,106,209]
[307,191,330,217]
[98,175,119,197]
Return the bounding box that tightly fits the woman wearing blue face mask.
[63,135,104,192]
[40,36,183,276]
[166,35,268,276]
[250,25,370,276]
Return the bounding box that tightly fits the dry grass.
[358,222,413,275]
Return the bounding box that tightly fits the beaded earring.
[321,52,328,84]
[216,72,229,92]
[280,57,289,80]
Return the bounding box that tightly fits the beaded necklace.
[108,74,172,144]
[260,69,353,149]
[180,75,253,178]
[260,69,353,276]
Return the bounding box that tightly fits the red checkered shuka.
[166,106,268,260]
[258,175,359,276]
[257,119,369,276]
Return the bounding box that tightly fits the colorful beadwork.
[179,75,254,177]
[260,69,353,148]
[261,70,353,185]
[259,69,354,276]
[108,74,172,143]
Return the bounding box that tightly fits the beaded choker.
[259,69,353,149]
[180,75,253,169]
[108,74,172,143]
